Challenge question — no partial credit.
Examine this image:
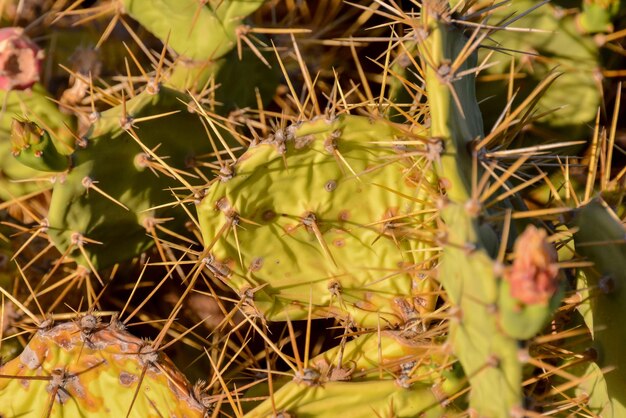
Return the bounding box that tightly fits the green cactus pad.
[168,47,279,111]
[578,0,621,33]
[197,115,439,327]
[123,0,279,102]
[244,328,464,416]
[304,330,456,388]
[0,85,74,200]
[439,207,558,416]
[10,119,69,172]
[571,198,626,416]
[0,316,205,417]
[566,360,613,417]
[45,87,214,269]
[420,3,561,413]
[477,0,601,143]
[308,331,433,381]
[419,3,483,204]
[120,0,264,61]
[245,379,451,418]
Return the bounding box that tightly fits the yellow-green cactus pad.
[243,330,462,416]
[309,331,434,382]
[245,379,451,418]
[120,0,265,61]
[245,335,464,418]
[0,316,205,417]
[197,115,439,327]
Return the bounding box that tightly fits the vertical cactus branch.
[419,0,483,204]
[419,2,558,415]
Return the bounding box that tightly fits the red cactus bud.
[0,27,43,91]
[505,225,559,305]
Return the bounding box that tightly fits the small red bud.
[505,225,559,305]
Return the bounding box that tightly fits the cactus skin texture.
[120,0,278,102]
[1,1,625,416]
[246,380,447,418]
[245,331,462,417]
[571,198,626,417]
[197,114,438,328]
[40,87,217,270]
[120,0,264,62]
[0,316,205,417]
[420,2,560,415]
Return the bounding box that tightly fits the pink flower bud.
[0,27,43,91]
[505,225,559,305]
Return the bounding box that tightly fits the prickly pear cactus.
[244,330,462,417]
[43,87,217,269]
[120,0,277,102]
[4,0,278,269]
[120,0,265,61]
[0,0,624,417]
[0,85,74,199]
[0,316,206,417]
[476,0,602,145]
[420,2,562,414]
[246,380,451,418]
[197,114,439,327]
[571,199,626,416]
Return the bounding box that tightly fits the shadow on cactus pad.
[45,87,222,270]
